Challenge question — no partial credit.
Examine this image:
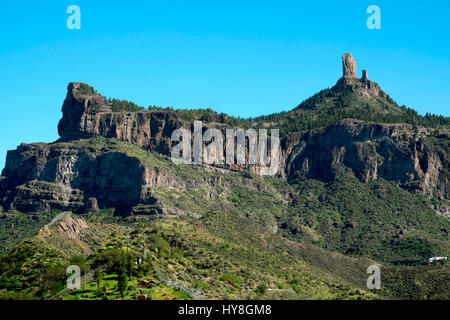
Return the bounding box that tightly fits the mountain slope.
[0,53,449,300]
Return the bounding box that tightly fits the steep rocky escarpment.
[56,83,277,176]
[58,82,185,154]
[0,138,233,215]
[0,142,164,214]
[283,119,448,200]
[1,53,449,216]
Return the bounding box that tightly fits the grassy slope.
[0,211,60,254]
[280,175,450,262]
[0,217,377,300]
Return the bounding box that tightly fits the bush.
[292,284,301,294]
[109,98,145,112]
[219,273,240,287]
[192,280,209,288]
[78,84,96,95]
[255,284,267,295]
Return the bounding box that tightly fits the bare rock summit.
[342,52,357,77]
[333,53,381,95]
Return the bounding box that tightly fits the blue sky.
[1,1,449,170]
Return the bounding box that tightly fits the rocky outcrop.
[283,119,449,200]
[0,139,231,214]
[0,142,167,214]
[342,53,357,77]
[57,217,88,240]
[2,117,447,217]
[362,70,369,81]
[9,180,84,213]
[58,83,184,154]
[39,216,89,240]
[333,53,381,96]
[56,83,276,176]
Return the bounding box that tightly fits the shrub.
[255,284,267,295]
[219,273,240,287]
[78,83,96,95]
[109,98,145,112]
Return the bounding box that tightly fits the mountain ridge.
[1,53,449,216]
[0,53,448,300]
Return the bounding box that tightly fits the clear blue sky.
[1,1,449,170]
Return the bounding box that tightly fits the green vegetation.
[50,137,449,266]
[1,71,450,301]
[0,129,448,300]
[111,87,450,137]
[280,175,449,262]
[381,263,449,299]
[257,88,450,136]
[109,98,146,112]
[0,211,60,254]
[78,84,96,95]
[0,238,67,299]
[0,211,379,300]
[219,273,240,287]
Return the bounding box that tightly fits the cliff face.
[0,141,182,214]
[1,54,449,215]
[282,119,449,200]
[58,82,184,154]
[0,138,231,215]
[56,83,273,176]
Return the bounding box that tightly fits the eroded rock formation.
[57,217,88,240]
[333,53,381,96]
[58,82,185,154]
[342,53,357,77]
[282,119,449,200]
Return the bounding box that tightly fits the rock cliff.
[333,52,381,96]
[58,82,185,154]
[282,119,449,200]
[0,53,449,215]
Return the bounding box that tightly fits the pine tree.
[117,256,129,298]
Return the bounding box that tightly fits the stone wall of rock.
[0,140,232,214]
[0,142,170,214]
[56,82,275,176]
[1,53,449,215]
[58,82,185,154]
[283,119,449,200]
